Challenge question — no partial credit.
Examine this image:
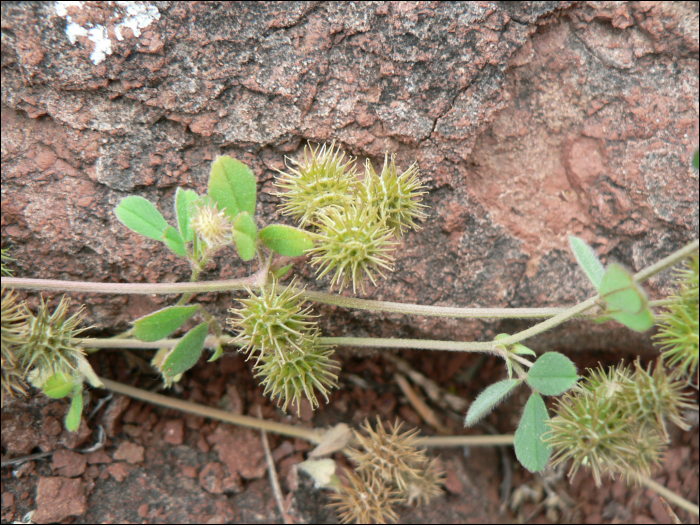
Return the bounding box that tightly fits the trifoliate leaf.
[600,263,647,314]
[114,196,169,241]
[514,392,551,472]
[526,352,578,395]
[133,305,199,342]
[232,211,257,261]
[175,187,199,242]
[610,308,655,332]
[161,322,208,377]
[464,379,520,427]
[260,224,314,257]
[163,226,186,258]
[208,156,257,220]
[569,235,605,290]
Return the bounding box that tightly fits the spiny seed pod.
[191,198,233,248]
[621,359,695,438]
[653,254,699,383]
[404,457,445,506]
[2,287,29,405]
[226,277,317,364]
[545,364,667,486]
[330,469,401,525]
[307,205,397,294]
[348,417,439,495]
[274,142,358,227]
[254,335,339,415]
[15,296,89,385]
[358,155,427,236]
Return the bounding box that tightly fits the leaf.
[694,149,699,170]
[208,156,257,220]
[259,224,314,257]
[600,263,647,314]
[42,372,75,399]
[163,226,186,258]
[175,188,199,242]
[65,387,83,432]
[464,379,520,427]
[133,305,199,342]
[75,354,103,388]
[232,211,257,261]
[161,322,209,377]
[114,196,169,241]
[298,459,339,489]
[309,423,353,457]
[526,352,578,395]
[569,235,605,290]
[512,343,537,357]
[272,264,294,279]
[208,344,224,362]
[514,392,551,473]
[609,308,655,332]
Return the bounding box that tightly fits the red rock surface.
[1,2,696,355]
[33,476,87,524]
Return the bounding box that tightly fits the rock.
[199,462,225,494]
[101,395,131,438]
[33,477,87,524]
[50,449,87,478]
[113,442,145,464]
[163,419,185,445]
[2,2,695,357]
[106,463,132,482]
[216,426,266,480]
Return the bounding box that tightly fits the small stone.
[217,426,266,480]
[163,419,185,445]
[222,473,243,494]
[107,463,131,482]
[86,450,112,464]
[199,462,224,494]
[101,395,130,437]
[50,449,87,478]
[444,469,463,494]
[138,503,150,518]
[182,465,198,478]
[1,492,15,508]
[33,477,87,524]
[113,441,144,464]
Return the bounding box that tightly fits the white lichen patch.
[53,1,160,65]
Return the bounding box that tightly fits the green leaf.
[65,387,83,432]
[600,263,647,314]
[569,235,605,290]
[464,379,520,427]
[163,226,186,258]
[114,196,169,241]
[272,264,294,279]
[259,224,314,257]
[693,149,699,170]
[514,392,551,473]
[161,322,209,377]
[133,305,199,342]
[208,156,257,220]
[175,188,199,242]
[526,352,578,395]
[609,308,655,332]
[208,344,224,362]
[512,343,537,357]
[232,211,257,261]
[43,373,75,399]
